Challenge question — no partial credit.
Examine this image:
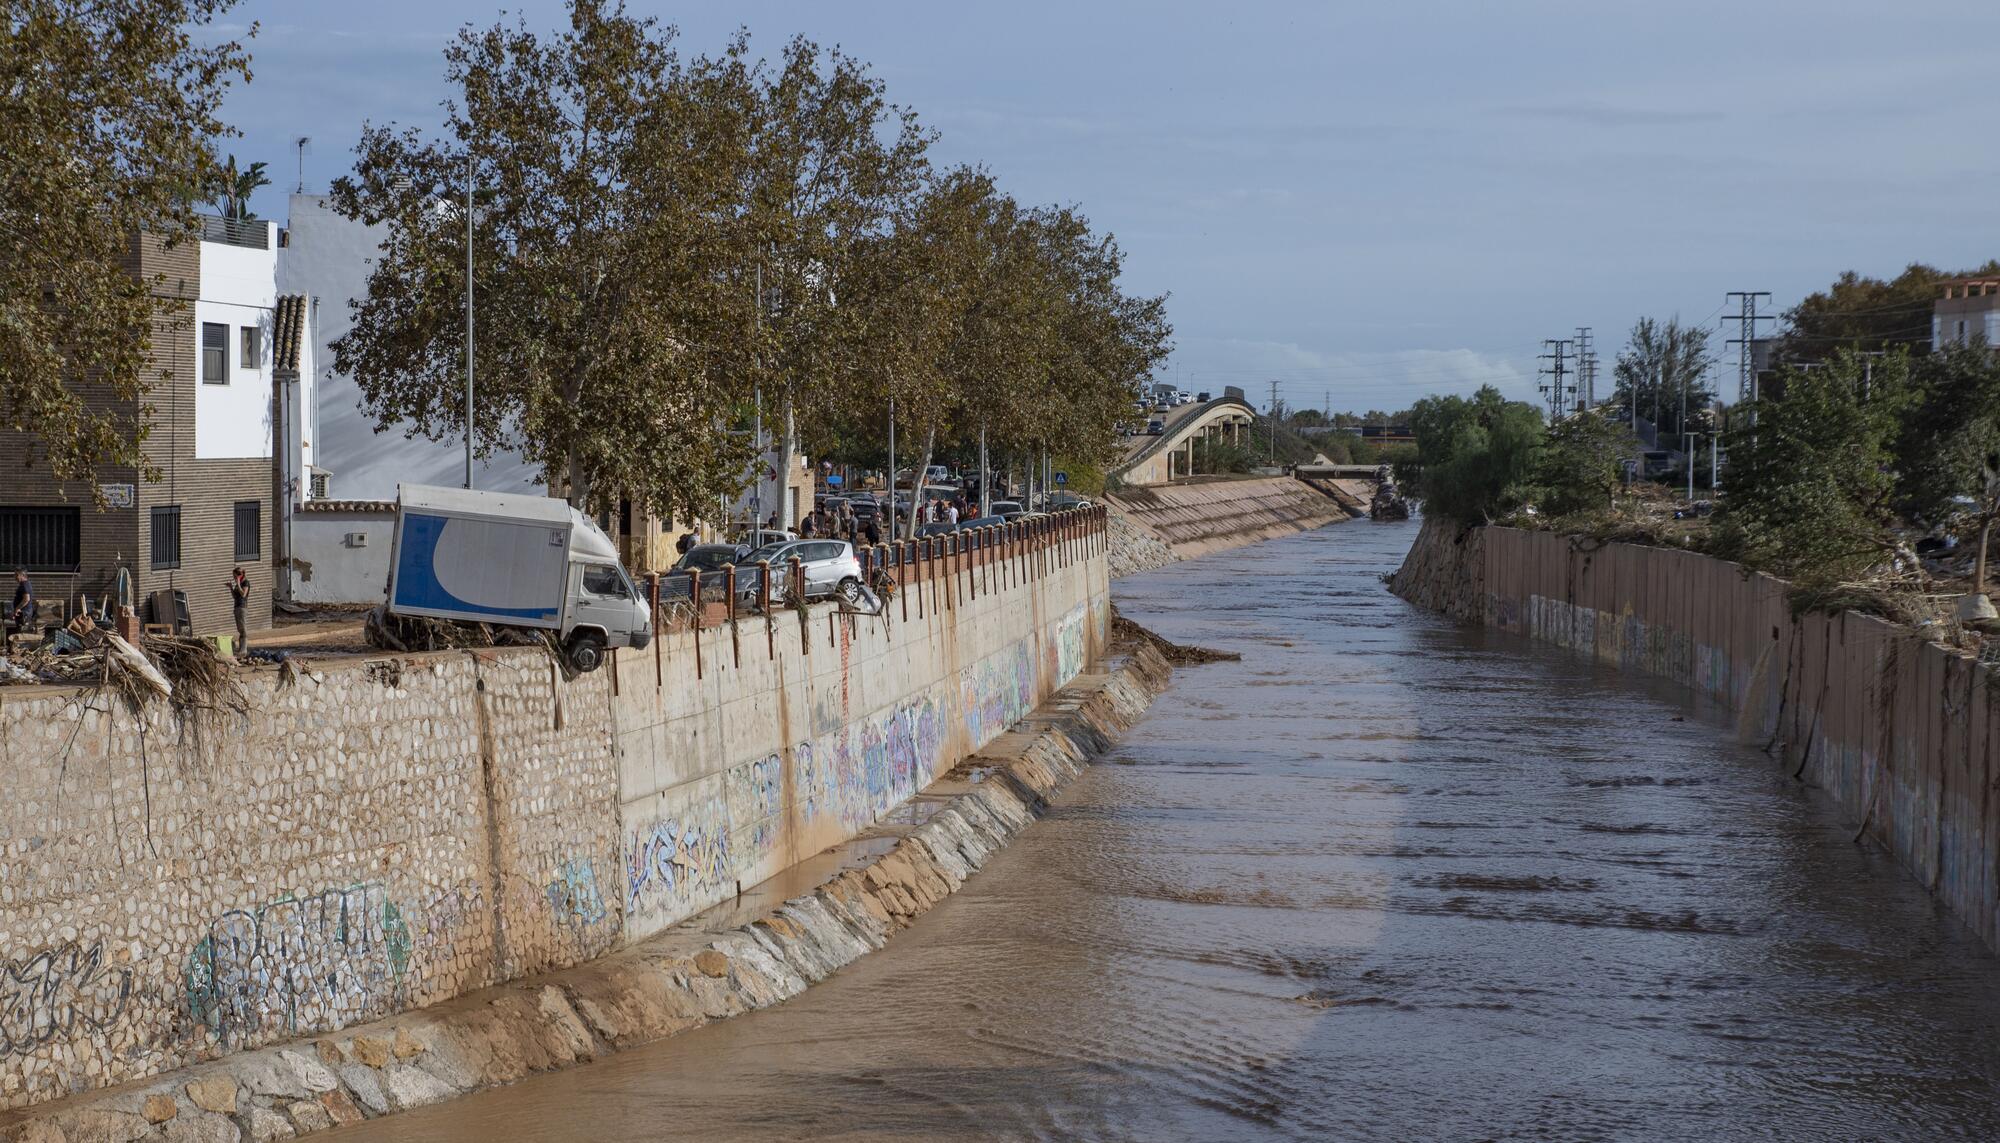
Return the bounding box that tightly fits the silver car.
[741,539,864,603]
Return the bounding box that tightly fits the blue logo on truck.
[393,513,559,621]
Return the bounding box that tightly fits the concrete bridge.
[1110,395,1259,486]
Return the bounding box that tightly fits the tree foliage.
[1533,408,1638,519]
[333,3,1168,522]
[1610,316,1714,440]
[1710,354,1905,585]
[1,0,252,489]
[1778,262,2000,366]
[208,154,268,221]
[332,2,766,516]
[1891,342,2000,528]
[1394,386,1545,526]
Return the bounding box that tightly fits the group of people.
[798,501,884,546]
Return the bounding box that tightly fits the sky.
[216,0,2000,421]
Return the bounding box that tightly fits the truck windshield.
[581,564,630,598]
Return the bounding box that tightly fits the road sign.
[1054,472,1068,486]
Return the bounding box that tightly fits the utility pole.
[464,153,474,490]
[1573,327,1595,411]
[886,394,895,523]
[1723,291,1773,405]
[1538,339,1574,423]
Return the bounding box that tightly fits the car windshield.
[679,548,736,572]
[745,543,792,564]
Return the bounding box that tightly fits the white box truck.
[385,484,650,672]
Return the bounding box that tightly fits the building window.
[150,505,182,570]
[239,325,260,368]
[233,500,261,561]
[201,323,228,384]
[0,507,81,571]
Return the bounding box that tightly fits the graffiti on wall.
[1054,603,1087,685]
[727,754,785,856]
[544,857,608,931]
[625,794,734,915]
[0,942,132,1056]
[185,883,411,1047]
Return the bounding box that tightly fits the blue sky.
[217,0,2000,415]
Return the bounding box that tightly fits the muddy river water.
[333,519,2000,1141]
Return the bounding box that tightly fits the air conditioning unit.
[344,532,368,548]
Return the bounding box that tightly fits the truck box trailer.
[385,484,650,671]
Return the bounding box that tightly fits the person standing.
[228,566,249,656]
[6,569,32,640]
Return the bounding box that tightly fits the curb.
[1,645,1172,1143]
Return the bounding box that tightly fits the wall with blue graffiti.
[0,512,1110,1112]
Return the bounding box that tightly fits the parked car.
[991,500,1025,519]
[745,528,796,549]
[849,497,881,521]
[1048,493,1094,511]
[673,543,747,573]
[738,539,864,603]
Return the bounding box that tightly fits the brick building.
[0,217,279,638]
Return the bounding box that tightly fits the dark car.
[849,497,881,522]
[661,543,748,603]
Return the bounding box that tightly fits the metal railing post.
[689,568,703,678]
[792,556,808,654]
[725,565,740,668]
[758,560,773,659]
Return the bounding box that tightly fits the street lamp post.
[464,154,475,490]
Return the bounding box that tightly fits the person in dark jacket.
[6,570,32,638]
[229,566,250,656]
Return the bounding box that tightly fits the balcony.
[199,214,270,250]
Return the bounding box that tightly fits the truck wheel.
[566,631,607,673]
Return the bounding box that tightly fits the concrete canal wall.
[1106,475,1359,577]
[1394,516,2000,953]
[0,513,1111,1115]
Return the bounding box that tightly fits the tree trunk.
[906,425,936,541]
[774,396,798,531]
[1979,515,1994,598]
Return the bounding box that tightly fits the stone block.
[182,1076,236,1116]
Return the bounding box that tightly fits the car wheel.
[836,576,862,603]
[565,630,607,673]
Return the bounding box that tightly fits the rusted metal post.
[725,565,740,668]
[898,543,909,622]
[758,560,773,659]
[689,568,704,679]
[648,573,662,688]
[792,556,808,655]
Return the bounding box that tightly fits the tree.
[209,154,269,220]
[1,0,252,488]
[1394,386,1544,526]
[1778,262,2000,366]
[1891,343,2000,593]
[331,1,757,516]
[1710,353,1904,588]
[1533,408,1638,518]
[1610,316,1715,441]
[741,36,931,529]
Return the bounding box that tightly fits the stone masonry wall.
[0,512,1111,1112]
[1393,516,2000,953]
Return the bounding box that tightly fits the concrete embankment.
[1106,475,1361,577]
[1393,515,2000,953]
[0,512,1110,1123]
[0,644,1168,1143]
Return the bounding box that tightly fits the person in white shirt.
[944,503,959,525]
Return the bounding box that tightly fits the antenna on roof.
[294,137,311,194]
